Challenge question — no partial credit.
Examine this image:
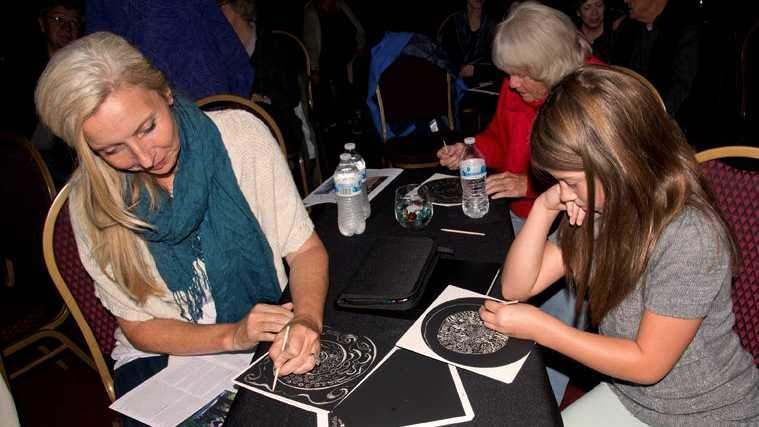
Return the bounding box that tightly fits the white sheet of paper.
[419,173,461,207]
[303,168,403,207]
[109,352,253,427]
[396,285,531,384]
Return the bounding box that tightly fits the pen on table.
[440,228,486,237]
[271,324,291,391]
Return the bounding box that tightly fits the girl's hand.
[537,184,587,226]
[565,199,587,226]
[478,299,546,341]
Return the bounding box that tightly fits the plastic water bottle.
[460,137,489,218]
[334,153,366,236]
[344,143,370,219]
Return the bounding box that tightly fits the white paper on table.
[396,285,531,384]
[109,351,254,427]
[419,173,461,207]
[303,168,403,207]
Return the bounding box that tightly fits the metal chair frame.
[1,137,94,381]
[42,184,115,402]
[196,94,311,194]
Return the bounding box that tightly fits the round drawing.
[422,297,533,367]
[419,178,462,205]
[436,310,509,354]
[279,329,377,390]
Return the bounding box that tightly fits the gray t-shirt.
[599,207,759,426]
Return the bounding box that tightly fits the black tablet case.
[336,236,437,311]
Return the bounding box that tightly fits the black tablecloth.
[225,169,562,426]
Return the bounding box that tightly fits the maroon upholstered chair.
[0,134,92,381]
[697,146,759,364]
[43,184,118,401]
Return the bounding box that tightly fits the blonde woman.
[438,1,603,403]
[481,65,759,425]
[35,32,328,409]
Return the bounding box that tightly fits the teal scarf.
[133,96,281,323]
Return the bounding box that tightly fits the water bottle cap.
[464,137,476,145]
[344,142,356,150]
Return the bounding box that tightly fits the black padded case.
[336,236,437,311]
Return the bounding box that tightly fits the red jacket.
[475,57,604,218]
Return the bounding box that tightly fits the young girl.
[479,65,759,425]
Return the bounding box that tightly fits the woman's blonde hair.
[531,65,737,325]
[35,31,170,302]
[493,1,590,87]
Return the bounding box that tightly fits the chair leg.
[3,330,96,379]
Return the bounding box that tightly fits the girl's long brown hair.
[531,65,737,325]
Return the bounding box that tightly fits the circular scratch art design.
[421,297,533,368]
[241,328,377,407]
[436,310,508,355]
[279,332,375,390]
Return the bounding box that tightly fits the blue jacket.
[86,0,253,100]
[366,32,467,140]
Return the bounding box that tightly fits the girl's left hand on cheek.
[566,200,587,226]
[479,299,542,341]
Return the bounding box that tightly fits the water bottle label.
[334,175,361,196]
[460,158,486,180]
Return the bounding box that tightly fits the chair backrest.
[376,55,454,142]
[195,94,287,157]
[696,145,759,364]
[0,133,58,304]
[435,11,457,44]
[196,94,312,194]
[270,30,313,110]
[42,184,117,401]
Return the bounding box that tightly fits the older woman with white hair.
[437,1,603,403]
[35,31,328,418]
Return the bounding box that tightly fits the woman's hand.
[479,299,546,341]
[537,184,587,226]
[485,172,527,199]
[436,142,466,170]
[269,316,322,376]
[229,303,294,351]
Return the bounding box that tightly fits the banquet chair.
[696,145,759,364]
[0,134,93,381]
[375,55,455,169]
[435,12,457,45]
[269,30,322,186]
[196,94,311,195]
[42,184,117,402]
[270,30,314,111]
